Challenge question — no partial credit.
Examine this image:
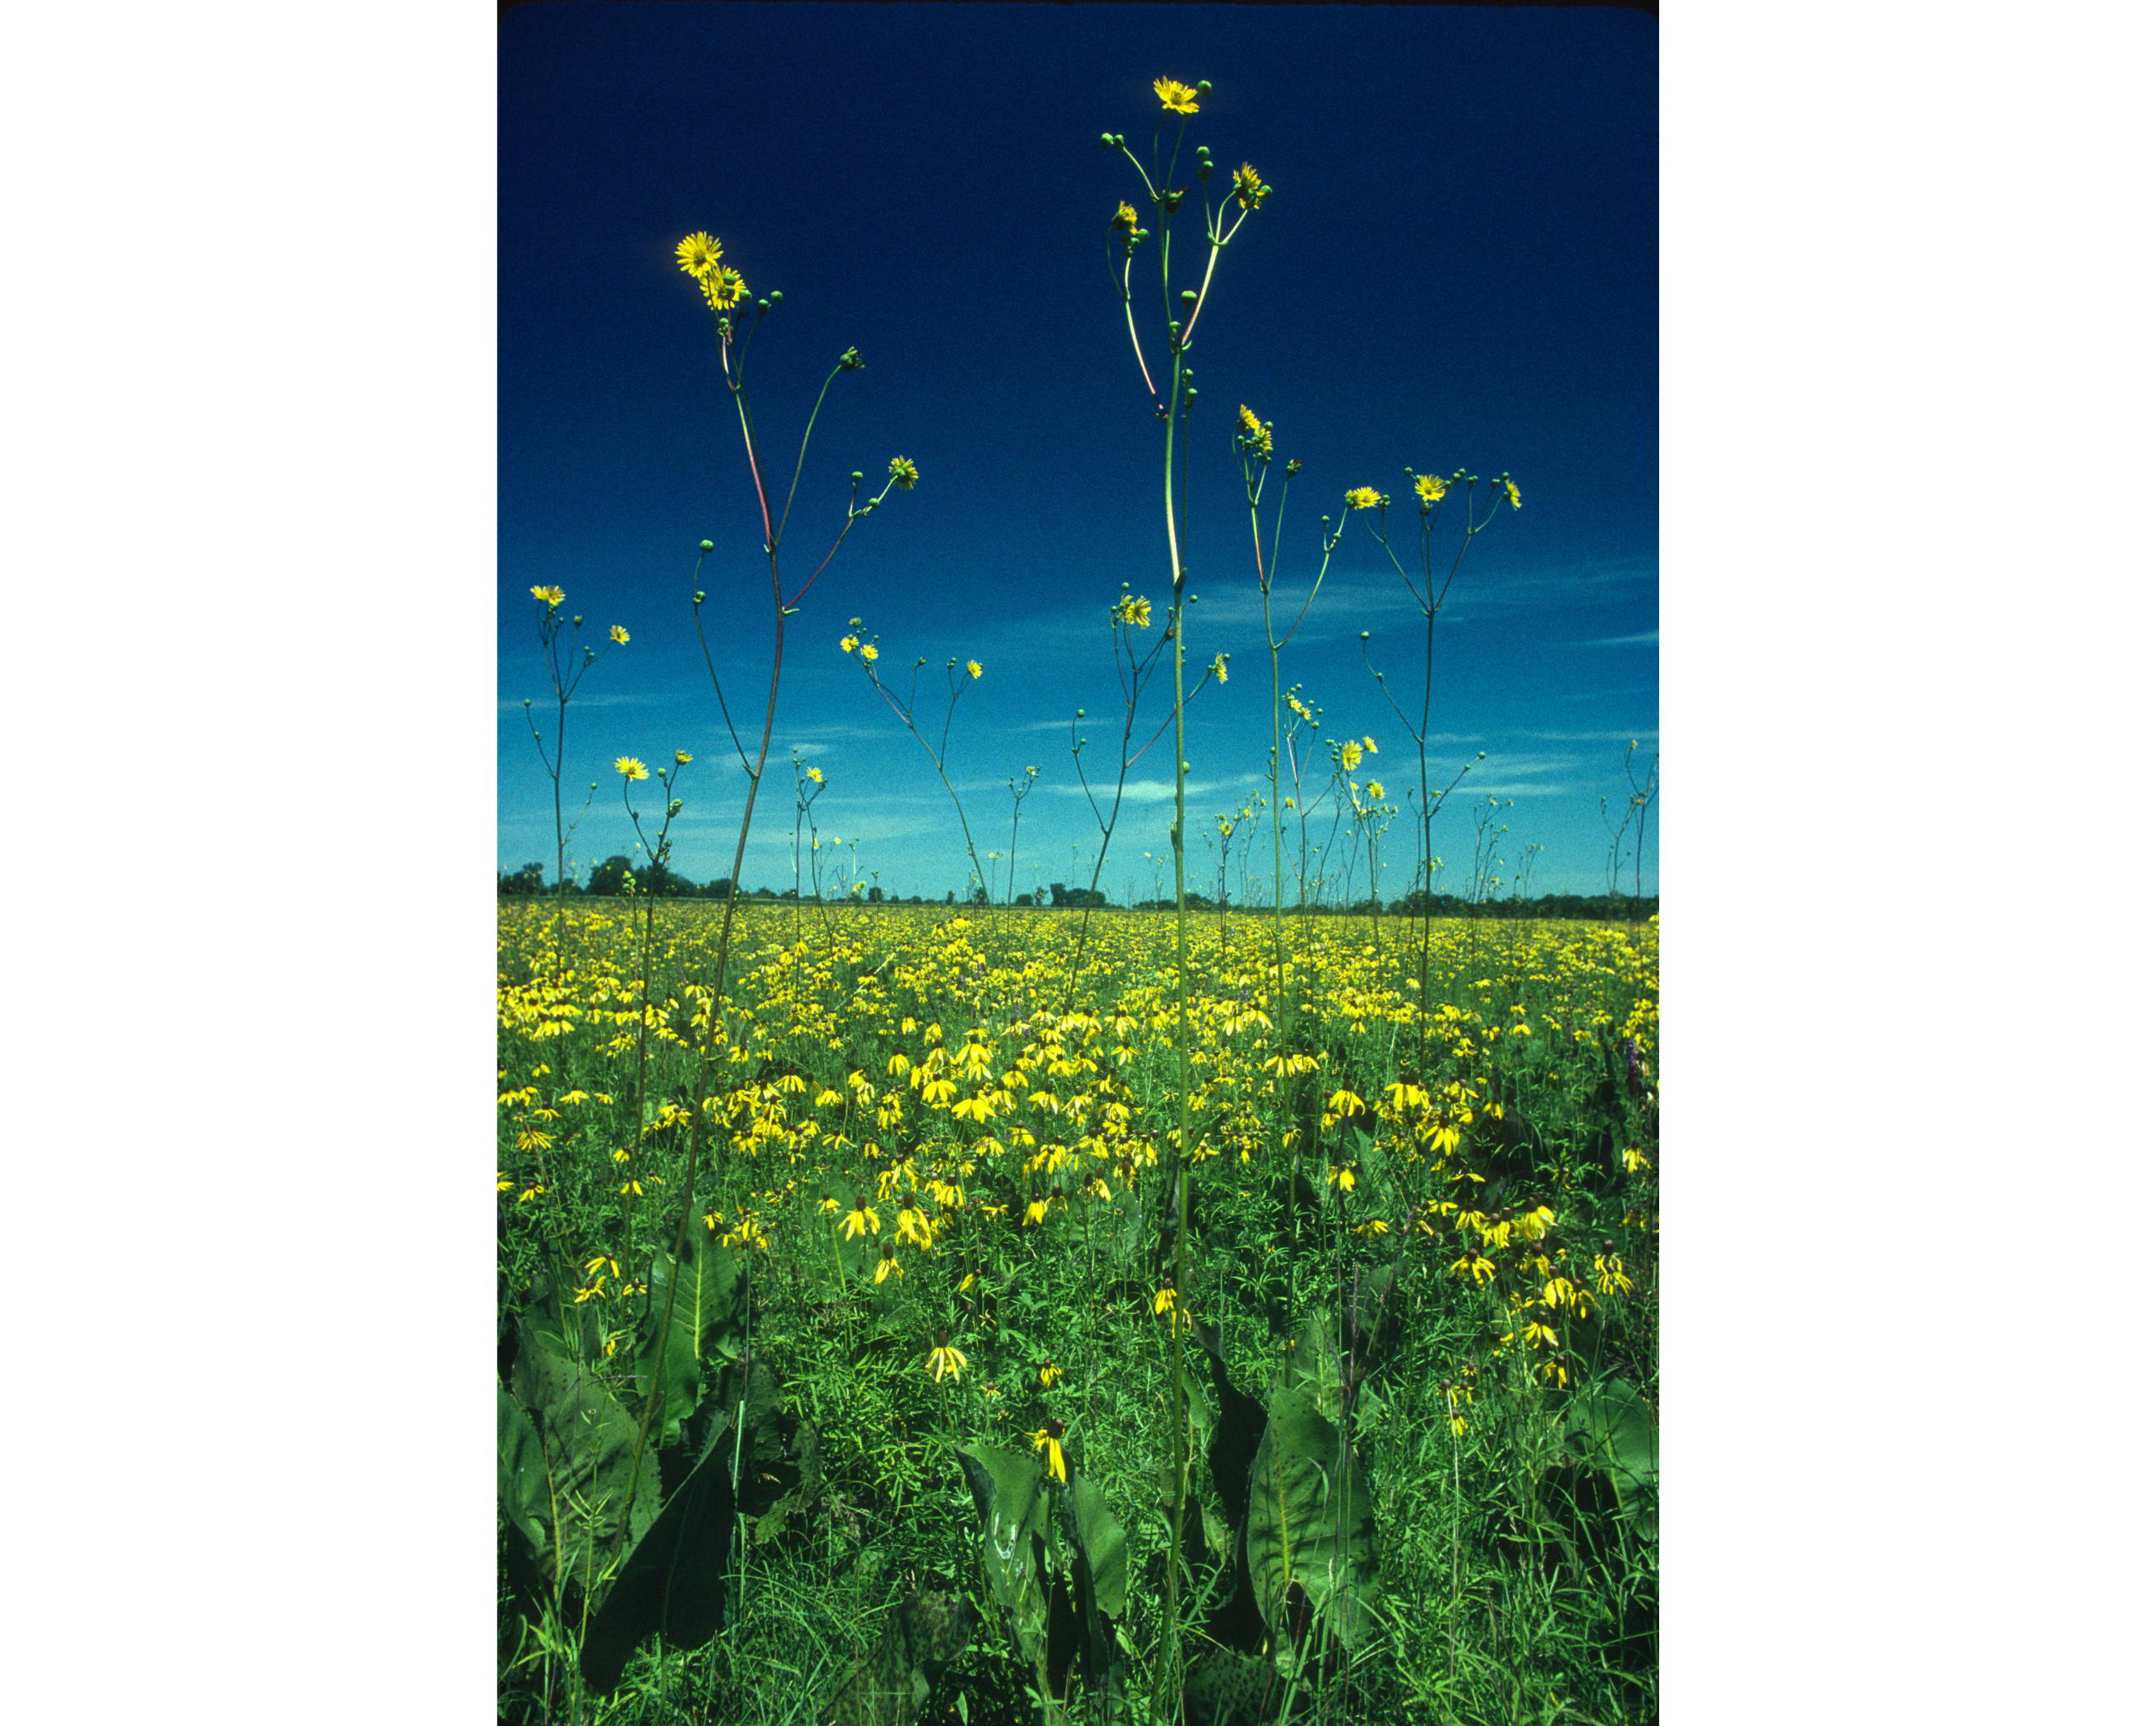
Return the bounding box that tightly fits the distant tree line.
[500,863,1653,921]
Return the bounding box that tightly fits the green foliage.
[955,1440,1055,1667]
[956,1438,1130,1704]
[507,1316,663,1600]
[1245,1380,1380,1660]
[501,901,1659,1721]
[632,1228,749,1451]
[1566,1375,1658,1543]
[500,1232,832,1711]
[830,1592,975,1726]
[578,1399,739,1693]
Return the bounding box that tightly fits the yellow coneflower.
[926,1329,968,1383]
[1029,1419,1068,1484]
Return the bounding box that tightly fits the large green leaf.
[578,1406,739,1694]
[1245,1381,1379,1653]
[1286,1309,1348,1422]
[510,1319,661,1597]
[632,1232,748,1451]
[1054,1473,1127,1691]
[956,1440,1052,1665]
[1567,1377,1657,1541]
[497,1386,550,1562]
[1064,1474,1127,1620]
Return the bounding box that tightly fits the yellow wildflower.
[702,266,750,311]
[889,457,919,489]
[610,625,629,645]
[1413,473,1448,506]
[1345,487,1383,510]
[531,585,565,607]
[1232,163,1269,210]
[926,1331,968,1383]
[967,660,983,679]
[1030,1422,1068,1484]
[675,232,723,279]
[615,757,649,781]
[1153,77,1200,115]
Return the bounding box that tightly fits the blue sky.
[499,3,1657,903]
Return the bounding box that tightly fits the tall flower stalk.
[1356,469,1520,1061]
[1233,406,1347,1040]
[1103,75,1267,1700]
[1060,585,1226,1007]
[611,749,691,1246]
[619,230,916,1550]
[520,586,629,978]
[842,633,993,903]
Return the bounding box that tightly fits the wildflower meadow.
[500,74,1659,1726]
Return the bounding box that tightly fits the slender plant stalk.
[614,243,910,1562]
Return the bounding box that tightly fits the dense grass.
[499,901,1658,1726]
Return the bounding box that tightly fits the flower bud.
[1196,80,1211,94]
[693,590,706,605]
[768,291,782,303]
[698,538,713,553]
[1100,132,1115,148]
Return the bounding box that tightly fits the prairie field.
[498,900,1659,1724]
